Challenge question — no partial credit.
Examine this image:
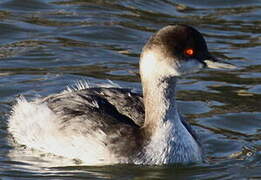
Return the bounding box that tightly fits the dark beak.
[203,55,236,69]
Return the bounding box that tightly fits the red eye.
[184,48,194,56]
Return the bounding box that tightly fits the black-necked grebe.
[8,25,236,165]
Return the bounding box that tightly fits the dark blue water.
[0,0,261,179]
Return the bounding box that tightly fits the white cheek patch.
[140,52,204,78]
[140,51,181,79]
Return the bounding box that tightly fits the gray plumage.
[41,86,199,162]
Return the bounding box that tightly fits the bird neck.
[142,76,179,136]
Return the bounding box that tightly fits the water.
[0,0,260,179]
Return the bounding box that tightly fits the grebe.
[8,25,236,165]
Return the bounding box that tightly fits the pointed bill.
[204,57,237,69]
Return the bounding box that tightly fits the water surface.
[0,0,261,179]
